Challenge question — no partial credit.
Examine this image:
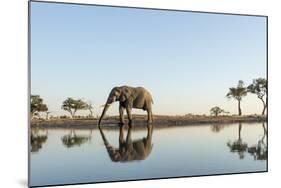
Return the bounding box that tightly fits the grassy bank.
[31,114,267,129]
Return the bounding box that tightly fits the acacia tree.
[210,106,229,116]
[61,98,87,118]
[226,80,247,116]
[247,78,268,115]
[85,101,94,118]
[31,95,48,118]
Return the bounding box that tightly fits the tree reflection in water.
[99,124,153,162]
[61,129,93,148]
[210,124,226,133]
[31,128,48,153]
[227,123,268,160]
[247,123,267,160]
[227,123,248,159]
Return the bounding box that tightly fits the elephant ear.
[120,87,132,102]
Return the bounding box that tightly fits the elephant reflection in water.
[247,123,267,160]
[30,128,48,153]
[227,123,248,159]
[61,129,93,148]
[99,125,153,162]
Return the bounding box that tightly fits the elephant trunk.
[98,103,110,126]
[99,126,120,161]
[98,126,109,146]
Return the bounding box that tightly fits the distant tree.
[30,95,48,118]
[210,106,229,116]
[85,101,94,117]
[61,98,87,118]
[226,80,247,116]
[247,78,268,115]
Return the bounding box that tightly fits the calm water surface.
[30,123,267,186]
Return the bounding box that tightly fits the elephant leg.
[146,123,153,147]
[126,127,133,150]
[119,126,125,147]
[147,108,153,123]
[119,104,125,126]
[126,107,133,127]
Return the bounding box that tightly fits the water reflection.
[227,123,267,160]
[99,125,153,162]
[30,123,267,186]
[61,129,93,148]
[247,123,267,160]
[210,124,226,133]
[30,128,48,153]
[227,123,248,159]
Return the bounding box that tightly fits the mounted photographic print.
[29,0,268,187]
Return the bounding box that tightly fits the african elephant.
[98,86,153,126]
[99,124,153,162]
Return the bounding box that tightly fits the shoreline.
[31,115,267,129]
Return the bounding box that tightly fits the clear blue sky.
[31,2,267,116]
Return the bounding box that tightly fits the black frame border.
[28,0,269,187]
